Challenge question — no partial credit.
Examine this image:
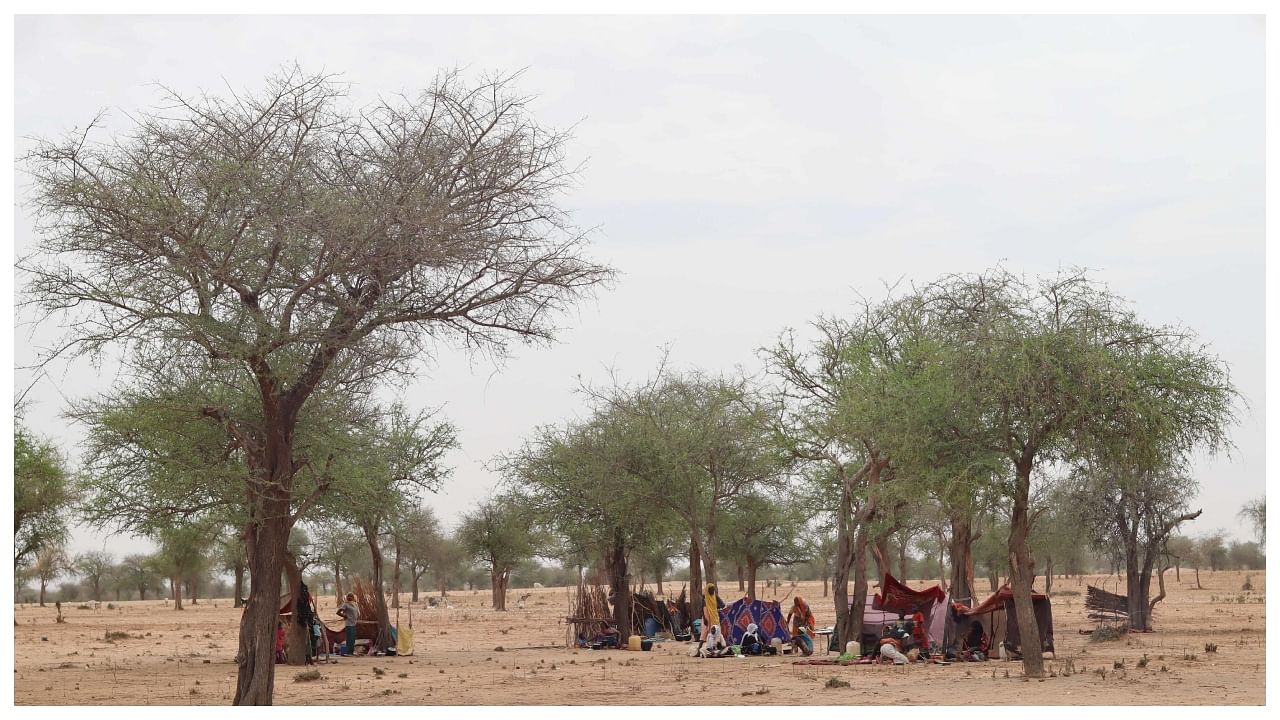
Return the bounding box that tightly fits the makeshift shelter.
[848,574,950,654]
[718,598,790,646]
[952,585,1055,655]
[630,590,678,637]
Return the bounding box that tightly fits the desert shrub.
[1090,625,1127,643]
[103,630,129,641]
[825,677,850,689]
[293,670,322,683]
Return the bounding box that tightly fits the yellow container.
[627,635,642,651]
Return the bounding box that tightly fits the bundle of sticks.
[1085,585,1129,620]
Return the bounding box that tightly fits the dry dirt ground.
[13,570,1265,705]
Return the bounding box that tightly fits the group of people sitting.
[693,584,819,659]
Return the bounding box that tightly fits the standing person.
[786,596,816,655]
[692,583,723,657]
[296,582,316,665]
[337,593,359,656]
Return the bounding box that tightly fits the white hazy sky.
[11,15,1265,558]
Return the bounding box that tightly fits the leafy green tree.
[719,492,811,600]
[396,505,442,603]
[586,366,791,624]
[502,406,675,637]
[1197,532,1228,572]
[457,495,543,611]
[319,405,455,649]
[116,553,164,601]
[155,524,217,610]
[896,268,1234,675]
[14,423,74,570]
[1164,534,1195,583]
[31,545,69,607]
[73,551,115,602]
[424,534,468,598]
[23,67,611,705]
[307,523,364,604]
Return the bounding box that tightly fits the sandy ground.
[12,569,1265,705]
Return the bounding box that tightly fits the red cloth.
[275,627,285,653]
[953,585,1048,617]
[874,573,946,613]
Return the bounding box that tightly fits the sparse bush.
[293,670,322,683]
[1090,625,1127,643]
[825,677,850,689]
[1112,660,1125,670]
[1242,576,1253,591]
[1204,643,1218,654]
[1136,655,1149,668]
[103,630,129,641]
[372,666,386,676]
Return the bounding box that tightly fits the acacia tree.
[501,407,671,640]
[1238,499,1265,544]
[588,366,789,623]
[74,551,115,602]
[31,545,68,607]
[719,492,811,600]
[908,268,1235,676]
[23,68,611,703]
[308,523,365,604]
[156,524,216,610]
[763,305,909,650]
[117,553,163,600]
[396,505,442,603]
[322,405,455,649]
[457,495,542,610]
[14,423,74,570]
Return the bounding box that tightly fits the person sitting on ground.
[878,625,909,665]
[961,621,988,661]
[337,593,359,657]
[740,623,767,656]
[701,624,732,658]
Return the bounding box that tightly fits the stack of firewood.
[1085,585,1128,621]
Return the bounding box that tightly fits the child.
[275,621,286,663]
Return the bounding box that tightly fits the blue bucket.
[692,619,702,636]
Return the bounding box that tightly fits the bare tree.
[21,67,611,704]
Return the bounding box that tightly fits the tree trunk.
[746,561,759,601]
[190,575,200,605]
[1044,557,1053,596]
[1007,459,1045,678]
[172,576,184,610]
[490,568,508,611]
[849,522,871,652]
[688,535,704,624]
[656,565,663,596]
[233,501,290,706]
[897,539,909,580]
[392,537,402,611]
[700,528,718,589]
[1194,565,1202,590]
[39,580,47,607]
[334,562,342,604]
[737,564,745,592]
[234,561,246,608]
[832,480,855,648]
[363,525,392,648]
[607,532,632,644]
[282,552,308,665]
[949,514,977,605]
[870,535,890,582]
[411,566,422,603]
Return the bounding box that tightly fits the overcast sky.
[12,15,1265,559]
